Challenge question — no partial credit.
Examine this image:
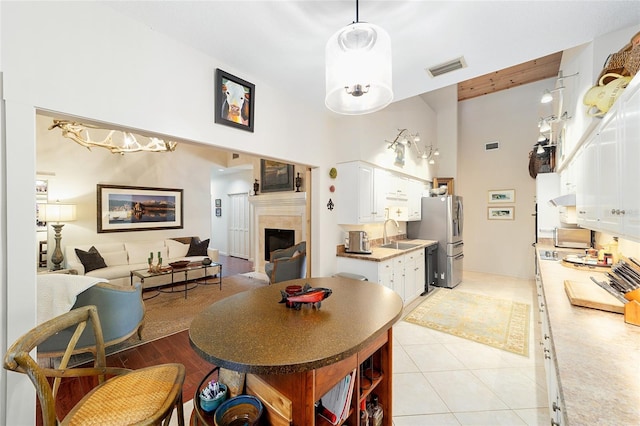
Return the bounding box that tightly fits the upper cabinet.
[574,75,640,242]
[336,162,386,224]
[336,161,426,224]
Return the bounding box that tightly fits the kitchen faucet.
[383,218,400,245]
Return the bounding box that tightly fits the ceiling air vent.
[485,141,500,151]
[426,56,467,78]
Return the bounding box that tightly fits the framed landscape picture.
[97,184,183,233]
[488,189,515,203]
[260,159,294,193]
[214,68,255,132]
[488,206,515,220]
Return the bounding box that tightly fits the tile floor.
[391,271,549,426]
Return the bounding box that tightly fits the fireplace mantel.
[248,191,306,208]
[249,192,307,273]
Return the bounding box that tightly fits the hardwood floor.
[39,255,254,425]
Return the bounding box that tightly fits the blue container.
[214,395,263,426]
[199,383,228,413]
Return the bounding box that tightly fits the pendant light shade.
[325,21,393,115]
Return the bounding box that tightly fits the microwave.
[554,227,591,249]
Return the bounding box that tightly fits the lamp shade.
[325,22,393,115]
[38,203,76,222]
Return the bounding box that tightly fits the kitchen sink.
[379,242,421,250]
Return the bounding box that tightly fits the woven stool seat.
[4,305,186,426]
[64,364,185,425]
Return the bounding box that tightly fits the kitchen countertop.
[189,277,403,374]
[536,244,640,425]
[336,238,438,261]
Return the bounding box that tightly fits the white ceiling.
[103,1,640,111]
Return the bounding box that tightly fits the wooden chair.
[3,305,185,426]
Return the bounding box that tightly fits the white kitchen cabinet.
[407,179,424,221]
[405,249,425,301]
[536,271,565,426]
[336,162,386,224]
[619,81,640,239]
[573,77,640,241]
[386,174,408,202]
[390,255,406,302]
[336,248,426,305]
[575,137,599,228]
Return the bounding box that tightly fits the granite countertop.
[189,277,403,374]
[336,239,438,261]
[536,244,640,425]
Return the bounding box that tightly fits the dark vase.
[295,173,302,192]
[253,179,259,196]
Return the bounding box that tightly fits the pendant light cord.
[355,0,359,23]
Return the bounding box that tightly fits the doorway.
[228,192,250,259]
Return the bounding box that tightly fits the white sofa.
[65,237,219,289]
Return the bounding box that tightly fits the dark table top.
[189,277,403,374]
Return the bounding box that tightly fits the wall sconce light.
[49,120,177,155]
[539,70,579,104]
[386,129,439,163]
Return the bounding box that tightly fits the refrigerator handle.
[457,198,464,236]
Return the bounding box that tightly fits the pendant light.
[325,0,393,115]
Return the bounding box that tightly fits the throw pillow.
[187,238,209,256]
[165,239,190,258]
[75,246,107,273]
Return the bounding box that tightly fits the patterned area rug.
[404,288,530,356]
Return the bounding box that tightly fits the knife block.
[624,289,640,326]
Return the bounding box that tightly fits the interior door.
[228,193,250,259]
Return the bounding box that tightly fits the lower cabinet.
[536,272,565,426]
[336,249,426,305]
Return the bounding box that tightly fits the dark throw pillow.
[75,246,107,273]
[186,238,209,256]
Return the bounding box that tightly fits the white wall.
[458,81,548,279]
[35,114,230,262]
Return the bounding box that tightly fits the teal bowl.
[199,383,228,413]
[214,395,263,426]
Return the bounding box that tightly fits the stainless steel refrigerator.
[408,195,464,288]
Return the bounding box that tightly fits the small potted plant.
[199,379,227,413]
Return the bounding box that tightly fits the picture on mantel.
[260,159,294,193]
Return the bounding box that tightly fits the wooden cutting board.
[564,280,625,314]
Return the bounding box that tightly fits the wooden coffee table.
[130,261,222,299]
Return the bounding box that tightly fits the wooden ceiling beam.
[458,51,562,101]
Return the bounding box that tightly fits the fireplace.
[249,191,306,273]
[265,228,295,261]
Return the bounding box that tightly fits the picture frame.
[488,189,515,203]
[36,202,47,231]
[215,207,222,217]
[260,159,294,193]
[488,206,515,220]
[215,198,222,208]
[97,184,183,233]
[214,68,255,132]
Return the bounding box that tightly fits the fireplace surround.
[249,192,307,272]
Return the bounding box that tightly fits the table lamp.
[39,203,76,270]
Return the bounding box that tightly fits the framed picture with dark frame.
[97,184,184,233]
[214,68,255,132]
[215,198,221,208]
[215,208,222,217]
[260,159,294,193]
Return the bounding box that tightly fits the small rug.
[404,288,530,356]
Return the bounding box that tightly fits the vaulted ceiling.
[103,1,638,109]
